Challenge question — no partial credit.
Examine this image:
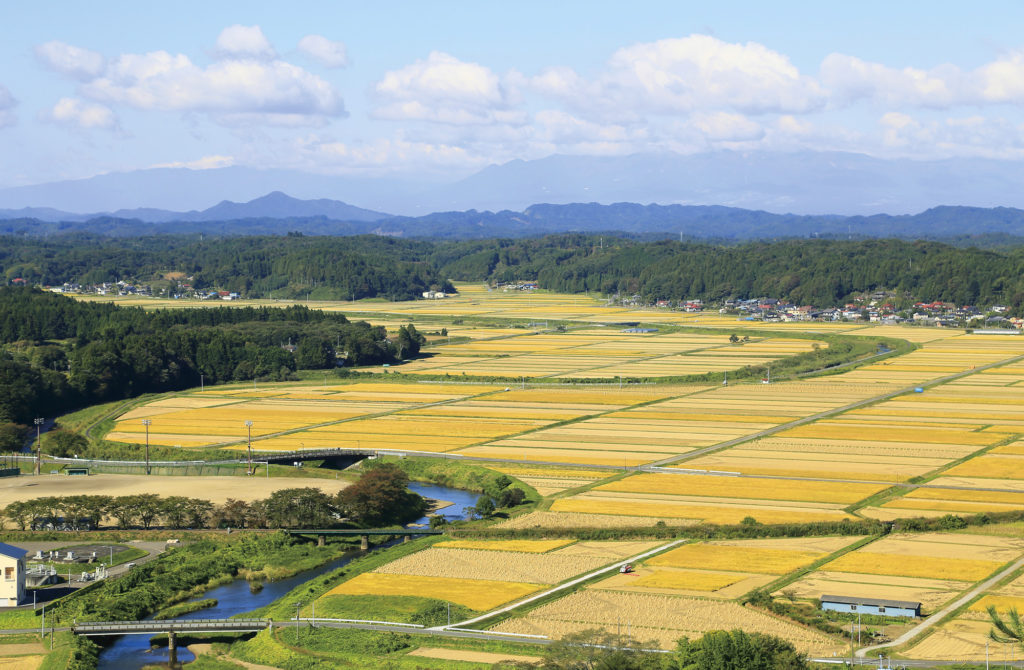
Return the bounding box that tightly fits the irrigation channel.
[98,483,481,669]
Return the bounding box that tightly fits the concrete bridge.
[285,528,444,550]
[73,619,271,664]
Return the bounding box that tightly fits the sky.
[2,1,1024,188]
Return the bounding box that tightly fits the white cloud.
[821,54,959,107]
[151,154,235,170]
[0,84,16,128]
[374,52,523,124]
[532,35,826,118]
[215,25,276,61]
[34,41,105,80]
[691,111,764,141]
[298,35,348,68]
[879,112,1024,159]
[44,97,118,130]
[81,51,345,121]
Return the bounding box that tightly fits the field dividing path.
[855,553,1024,658]
[647,352,1024,469]
[438,538,688,631]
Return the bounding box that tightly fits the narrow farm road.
[438,537,689,631]
[855,553,1024,658]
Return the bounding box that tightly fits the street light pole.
[33,418,44,476]
[245,421,253,475]
[141,419,151,475]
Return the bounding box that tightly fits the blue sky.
[2,1,1024,188]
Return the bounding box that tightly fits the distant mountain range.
[6,194,1024,242]
[0,191,387,224]
[4,150,1024,217]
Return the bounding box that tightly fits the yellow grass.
[630,570,744,591]
[324,572,540,610]
[596,473,884,504]
[647,544,826,574]
[434,539,574,553]
[823,552,1004,581]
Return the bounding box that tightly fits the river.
[97,483,480,669]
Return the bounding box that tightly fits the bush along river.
[97,483,480,669]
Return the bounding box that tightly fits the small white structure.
[0,542,26,606]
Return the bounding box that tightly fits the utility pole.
[245,421,254,475]
[200,374,204,392]
[33,418,44,475]
[142,419,151,475]
[295,602,302,643]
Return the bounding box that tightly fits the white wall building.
[0,543,25,606]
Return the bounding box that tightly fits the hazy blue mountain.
[0,166,431,215]
[4,150,1024,218]
[0,191,388,224]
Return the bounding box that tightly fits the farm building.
[0,542,26,606]
[820,595,920,618]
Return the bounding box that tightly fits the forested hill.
[0,235,453,300]
[0,288,424,427]
[8,202,1024,240]
[3,234,1024,310]
[436,236,1024,308]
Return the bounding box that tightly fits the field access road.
[646,352,1024,469]
[856,553,1024,658]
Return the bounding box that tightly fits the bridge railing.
[73,618,271,634]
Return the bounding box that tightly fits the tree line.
[6,233,1024,311]
[3,465,427,530]
[0,287,425,427]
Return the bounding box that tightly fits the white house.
[0,543,25,606]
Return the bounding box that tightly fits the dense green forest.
[0,234,452,300]
[0,287,423,426]
[3,234,1024,310]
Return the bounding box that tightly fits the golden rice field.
[495,511,697,529]
[628,570,744,592]
[490,590,845,653]
[550,494,856,525]
[457,379,901,466]
[323,573,540,611]
[818,533,1023,582]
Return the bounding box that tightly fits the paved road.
[857,553,1024,658]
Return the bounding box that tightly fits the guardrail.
[73,618,271,635]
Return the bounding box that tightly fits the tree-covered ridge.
[0,287,417,425]
[4,234,1024,310]
[0,234,453,300]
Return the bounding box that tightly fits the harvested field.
[0,657,44,670]
[434,539,574,553]
[406,648,543,664]
[823,552,1003,581]
[0,473,347,507]
[550,495,855,525]
[549,541,663,559]
[324,573,539,611]
[776,571,967,611]
[596,473,884,504]
[904,619,993,661]
[593,567,774,600]
[647,544,833,575]
[490,591,844,654]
